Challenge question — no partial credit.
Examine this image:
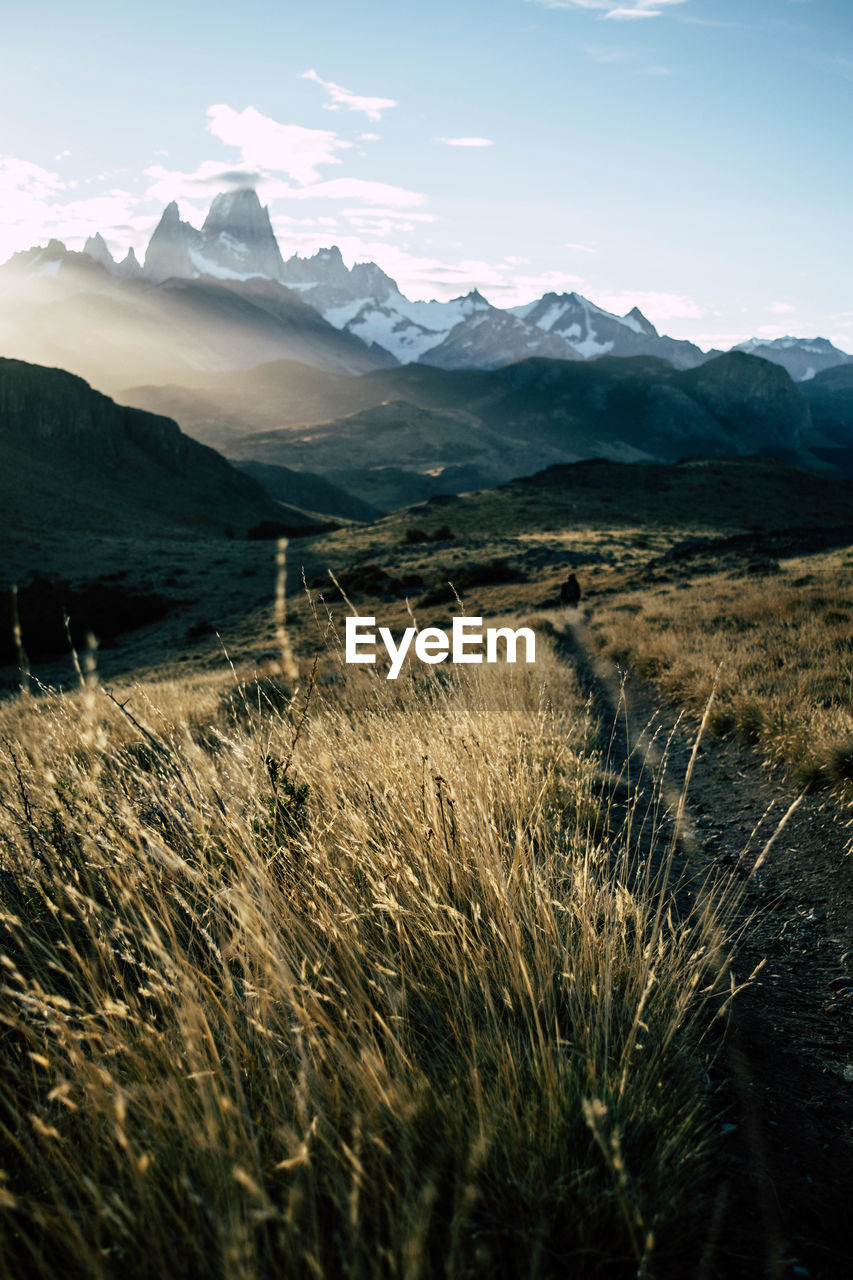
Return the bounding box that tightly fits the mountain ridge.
[11,186,847,380]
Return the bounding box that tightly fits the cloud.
[604,7,664,19]
[145,165,426,214]
[687,331,750,349]
[206,104,350,185]
[0,157,156,260]
[437,136,494,147]
[247,229,584,306]
[0,155,67,259]
[756,323,800,338]
[340,206,437,222]
[144,161,265,204]
[302,69,397,122]
[359,133,380,142]
[143,104,428,231]
[768,301,797,315]
[527,0,686,19]
[282,178,426,207]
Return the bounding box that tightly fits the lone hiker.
[560,572,581,606]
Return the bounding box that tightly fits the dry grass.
[0,635,733,1278]
[589,550,853,791]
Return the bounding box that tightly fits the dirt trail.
[556,609,853,1280]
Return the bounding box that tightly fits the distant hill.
[734,336,851,383]
[0,357,293,549]
[799,363,853,475]
[233,460,381,523]
[147,350,820,512]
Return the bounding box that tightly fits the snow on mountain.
[415,292,582,370]
[198,189,287,281]
[513,293,641,353]
[19,189,849,380]
[511,291,707,369]
[733,336,851,382]
[279,253,581,367]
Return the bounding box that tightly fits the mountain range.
[3,187,849,388]
[126,348,826,512]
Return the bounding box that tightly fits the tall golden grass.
[589,557,853,792]
[0,637,732,1278]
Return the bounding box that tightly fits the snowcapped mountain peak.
[623,306,657,337]
[455,289,492,315]
[509,290,703,367]
[736,335,840,355]
[733,335,851,381]
[198,187,286,282]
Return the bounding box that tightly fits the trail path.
[557,609,853,1280]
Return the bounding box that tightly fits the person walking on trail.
[560,572,581,606]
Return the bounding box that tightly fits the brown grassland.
[0,620,737,1279]
[589,547,853,797]
[2,456,852,1278]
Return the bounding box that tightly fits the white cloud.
[258,231,584,306]
[757,323,799,338]
[301,69,397,122]
[687,331,751,349]
[145,161,261,204]
[359,133,381,142]
[437,137,494,147]
[768,301,797,315]
[0,157,156,260]
[279,177,426,207]
[340,206,437,222]
[0,156,67,259]
[499,269,584,301]
[528,0,686,18]
[604,8,664,19]
[145,166,426,215]
[206,104,350,185]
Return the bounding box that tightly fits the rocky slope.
[0,356,285,541]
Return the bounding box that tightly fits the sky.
[0,0,850,349]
